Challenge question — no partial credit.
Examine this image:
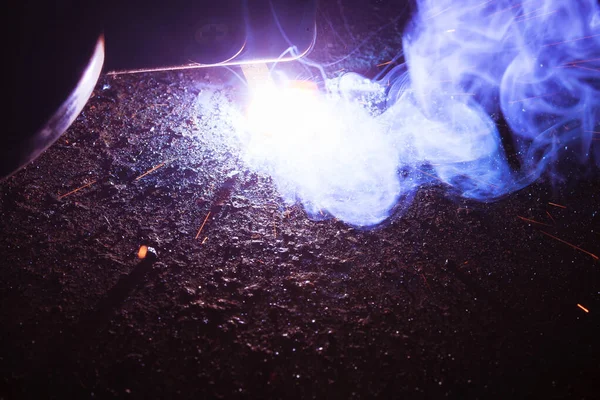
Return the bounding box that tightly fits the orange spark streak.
[421,273,432,292]
[377,61,393,67]
[577,304,589,313]
[517,216,552,227]
[561,65,600,73]
[545,211,556,224]
[543,33,600,48]
[58,180,97,199]
[540,231,599,261]
[548,202,566,209]
[195,211,211,240]
[562,57,600,65]
[134,162,165,181]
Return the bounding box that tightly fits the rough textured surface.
[1,2,599,399]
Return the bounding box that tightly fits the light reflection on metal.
[5,36,105,178]
[105,22,317,75]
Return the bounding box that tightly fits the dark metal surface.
[4,1,104,179]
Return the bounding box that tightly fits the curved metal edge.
[3,36,105,180]
[106,22,317,76]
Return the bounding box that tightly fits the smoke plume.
[238,0,600,227]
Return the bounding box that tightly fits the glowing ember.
[577,304,590,313]
[137,245,148,259]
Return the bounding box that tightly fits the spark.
[558,65,600,73]
[562,58,600,66]
[469,0,494,11]
[577,304,589,313]
[514,7,547,19]
[58,180,97,199]
[545,211,556,224]
[489,3,521,17]
[195,211,211,240]
[425,5,454,21]
[556,58,600,71]
[377,61,393,67]
[548,202,566,209]
[417,168,448,184]
[445,29,456,33]
[421,273,432,292]
[540,231,599,261]
[201,237,208,245]
[508,92,558,105]
[543,33,600,48]
[515,9,557,23]
[134,162,165,181]
[517,215,552,227]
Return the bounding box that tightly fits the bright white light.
[237,79,403,227]
[244,81,342,157]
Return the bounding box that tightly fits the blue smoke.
[387,0,600,201]
[238,0,600,227]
